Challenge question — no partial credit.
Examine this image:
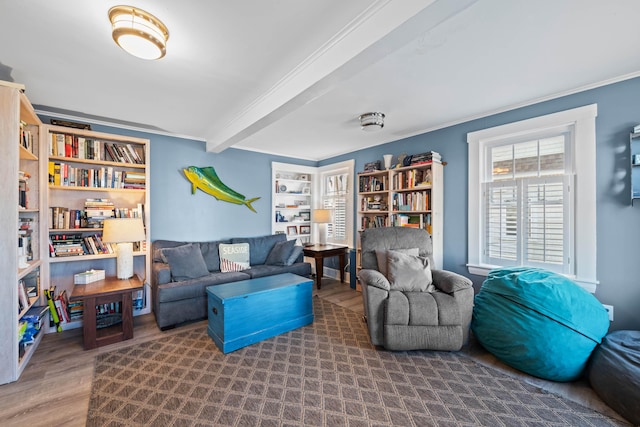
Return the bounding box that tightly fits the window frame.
[317,159,354,248]
[467,104,597,292]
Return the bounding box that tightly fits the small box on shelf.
[74,269,105,284]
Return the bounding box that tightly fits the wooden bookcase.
[0,82,47,384]
[271,162,316,244]
[356,161,444,273]
[42,125,151,332]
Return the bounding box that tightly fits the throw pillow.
[386,250,434,292]
[375,248,419,277]
[265,239,296,266]
[286,245,303,266]
[219,243,250,272]
[161,243,209,281]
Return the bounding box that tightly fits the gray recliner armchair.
[357,227,474,351]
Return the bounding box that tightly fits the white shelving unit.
[0,82,47,384]
[272,162,317,244]
[42,125,151,332]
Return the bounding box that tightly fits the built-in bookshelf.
[356,158,444,273]
[0,82,48,385]
[271,162,316,244]
[42,125,151,332]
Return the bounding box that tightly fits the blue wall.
[322,76,640,331]
[39,115,315,241]
[42,76,640,330]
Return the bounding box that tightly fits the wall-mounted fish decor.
[183,166,260,213]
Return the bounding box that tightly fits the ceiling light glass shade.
[109,6,169,60]
[359,112,385,131]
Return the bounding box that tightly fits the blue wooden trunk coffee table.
[206,273,313,353]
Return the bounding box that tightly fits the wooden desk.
[70,275,143,350]
[303,244,348,289]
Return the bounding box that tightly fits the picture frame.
[286,225,298,236]
[299,225,311,235]
[302,187,311,194]
[300,211,310,221]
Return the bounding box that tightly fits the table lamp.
[312,209,331,245]
[101,218,146,279]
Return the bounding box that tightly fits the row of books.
[392,168,433,190]
[50,132,145,164]
[391,213,432,234]
[49,200,145,230]
[49,233,116,257]
[20,120,35,154]
[358,175,387,192]
[18,176,29,209]
[391,191,430,211]
[360,215,389,229]
[48,161,146,189]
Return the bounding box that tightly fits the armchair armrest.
[432,269,473,294]
[358,269,391,291]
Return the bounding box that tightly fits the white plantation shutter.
[322,173,348,242]
[481,134,573,274]
[483,175,571,273]
[318,160,354,247]
[484,181,519,264]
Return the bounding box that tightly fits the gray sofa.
[151,234,311,329]
[358,227,474,351]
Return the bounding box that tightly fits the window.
[468,104,597,292]
[318,160,354,247]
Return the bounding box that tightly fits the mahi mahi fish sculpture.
[183,166,260,213]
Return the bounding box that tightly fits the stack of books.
[85,198,114,228]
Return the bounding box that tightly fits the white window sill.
[466,263,597,293]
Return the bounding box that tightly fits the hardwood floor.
[0,278,626,426]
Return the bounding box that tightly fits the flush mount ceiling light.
[109,5,169,60]
[359,112,385,131]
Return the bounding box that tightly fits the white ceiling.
[2,0,640,161]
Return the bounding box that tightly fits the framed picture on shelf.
[286,225,298,236]
[300,211,310,221]
[299,225,311,235]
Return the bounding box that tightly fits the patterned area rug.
[87,298,627,426]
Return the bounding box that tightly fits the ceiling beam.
[205,0,477,153]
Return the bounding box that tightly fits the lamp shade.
[102,218,146,243]
[312,209,331,223]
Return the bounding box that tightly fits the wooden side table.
[303,244,348,289]
[70,275,143,350]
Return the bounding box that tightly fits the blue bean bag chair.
[471,267,610,382]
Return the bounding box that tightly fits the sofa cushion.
[161,243,209,281]
[375,248,419,277]
[286,245,303,266]
[219,243,250,272]
[200,239,231,271]
[386,250,434,292]
[232,234,286,265]
[153,240,192,262]
[265,239,296,266]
